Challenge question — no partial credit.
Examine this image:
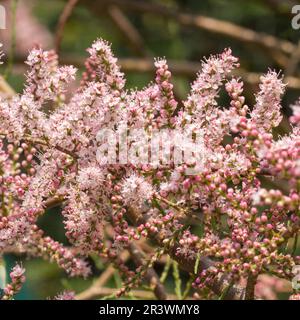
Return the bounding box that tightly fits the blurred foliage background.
[0,0,300,299]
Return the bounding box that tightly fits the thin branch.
[83,0,295,60]
[103,4,184,102]
[41,192,245,299]
[103,224,167,299]
[76,286,178,300]
[23,136,79,159]
[128,242,168,300]
[43,195,65,210]
[41,54,300,90]
[245,274,258,300]
[115,58,300,90]
[76,251,130,300]
[12,54,300,89]
[107,5,149,57]
[55,0,79,54]
[126,206,245,300]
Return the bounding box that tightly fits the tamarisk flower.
[25,47,76,103]
[121,174,154,209]
[83,38,125,93]
[62,187,103,255]
[289,293,300,300]
[0,38,299,299]
[1,264,25,300]
[182,48,239,124]
[24,228,91,277]
[290,99,300,126]
[250,71,285,131]
[53,291,75,300]
[153,58,178,127]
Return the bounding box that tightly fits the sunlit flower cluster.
[0,39,299,300]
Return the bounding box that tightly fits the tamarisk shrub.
[0,39,299,300]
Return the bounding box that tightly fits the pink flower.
[2,264,26,300]
[121,174,154,209]
[250,71,285,131]
[53,291,75,300]
[0,38,299,300]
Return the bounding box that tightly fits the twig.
[42,191,246,299]
[23,136,79,159]
[83,0,295,60]
[55,0,79,54]
[116,57,300,90]
[292,233,299,256]
[76,286,178,300]
[107,5,149,57]
[128,242,168,300]
[43,195,65,210]
[245,274,258,300]
[126,206,245,300]
[12,55,300,90]
[104,4,183,102]
[172,260,182,299]
[76,251,130,300]
[155,194,187,216]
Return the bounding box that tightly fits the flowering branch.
[0,38,299,300]
[1,264,25,300]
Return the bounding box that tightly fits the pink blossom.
[250,71,285,131]
[0,39,299,300]
[1,264,26,300]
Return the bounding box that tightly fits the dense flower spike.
[0,39,299,300]
[1,264,26,300]
[183,48,239,122]
[82,38,125,93]
[250,71,285,131]
[25,48,76,103]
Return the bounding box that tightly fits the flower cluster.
[0,39,299,300]
[1,264,26,300]
[53,290,75,300]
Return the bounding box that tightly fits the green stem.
[292,233,299,256]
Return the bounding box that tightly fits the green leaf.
[160,256,171,283]
[194,253,201,274]
[172,261,182,300]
